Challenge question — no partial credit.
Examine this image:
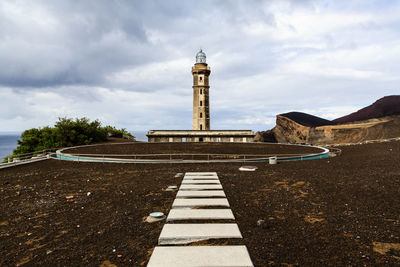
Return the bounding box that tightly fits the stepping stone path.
[148,246,253,266]
[172,198,230,208]
[176,190,226,198]
[183,176,219,180]
[147,172,254,267]
[179,184,223,190]
[181,179,221,184]
[185,173,218,176]
[167,209,235,221]
[158,223,242,245]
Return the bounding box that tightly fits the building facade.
[147,50,255,143]
[147,130,255,143]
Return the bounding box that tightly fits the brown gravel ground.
[63,142,322,155]
[0,141,399,266]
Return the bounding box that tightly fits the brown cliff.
[259,96,400,144]
[254,129,277,142]
[273,114,400,144]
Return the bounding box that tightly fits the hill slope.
[334,95,400,124]
[279,112,334,127]
[273,114,400,144]
[270,95,400,144]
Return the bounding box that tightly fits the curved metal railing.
[55,142,330,164]
[0,149,57,169]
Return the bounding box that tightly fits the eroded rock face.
[273,114,400,145]
[254,130,277,142]
[273,115,309,143]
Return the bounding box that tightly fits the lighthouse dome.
[196,49,206,63]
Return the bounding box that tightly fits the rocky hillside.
[268,96,400,144]
[254,130,277,142]
[273,114,400,144]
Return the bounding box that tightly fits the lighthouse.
[192,49,211,131]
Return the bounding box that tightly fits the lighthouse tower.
[192,49,211,130]
[146,49,255,143]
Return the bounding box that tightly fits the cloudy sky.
[0,0,399,137]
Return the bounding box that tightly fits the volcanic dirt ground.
[0,142,399,266]
[62,142,322,157]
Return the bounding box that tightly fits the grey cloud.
[0,0,306,90]
[1,0,400,132]
[0,1,155,88]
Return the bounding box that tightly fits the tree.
[3,117,135,162]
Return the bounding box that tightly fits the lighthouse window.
[200,112,203,118]
[200,89,202,94]
[199,76,203,82]
[200,124,203,130]
[200,100,202,106]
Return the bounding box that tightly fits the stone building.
[147,50,255,143]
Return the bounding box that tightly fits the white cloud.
[298,106,361,120]
[0,85,193,131]
[106,58,193,93]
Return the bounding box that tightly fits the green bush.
[3,117,135,162]
[55,117,107,147]
[103,126,135,139]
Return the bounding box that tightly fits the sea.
[132,131,147,142]
[0,133,20,161]
[0,131,148,161]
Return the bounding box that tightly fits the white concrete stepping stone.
[180,184,223,190]
[185,172,217,175]
[181,179,221,184]
[158,223,242,245]
[184,174,218,178]
[183,176,219,180]
[147,245,254,267]
[172,198,230,208]
[176,190,225,198]
[167,209,234,221]
[184,174,218,177]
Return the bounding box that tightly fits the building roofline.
[147,130,256,137]
[147,130,255,132]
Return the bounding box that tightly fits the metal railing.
[0,149,57,169]
[55,144,331,164]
